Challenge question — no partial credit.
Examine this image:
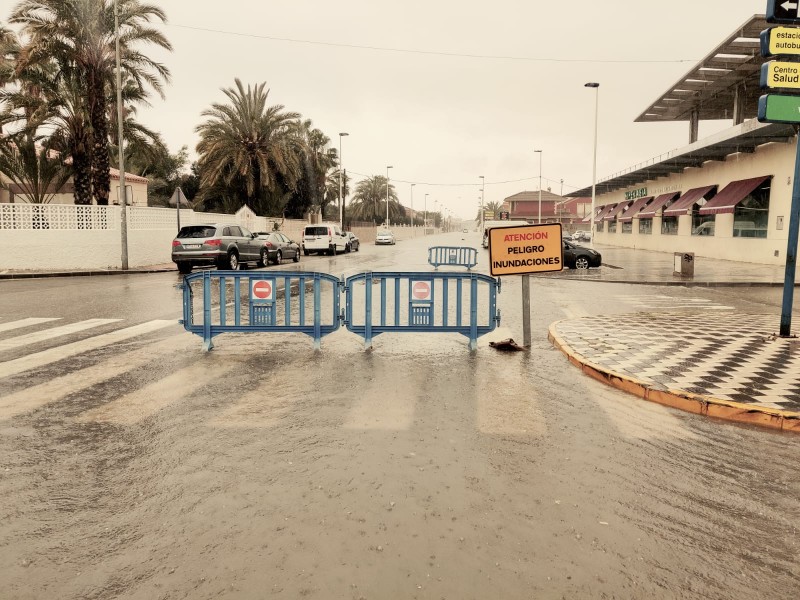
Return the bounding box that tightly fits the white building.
[573,15,798,267]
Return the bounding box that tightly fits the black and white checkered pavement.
[553,313,800,413]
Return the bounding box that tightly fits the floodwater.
[1,233,798,599]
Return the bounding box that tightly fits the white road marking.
[0,319,121,351]
[0,320,174,379]
[78,359,236,425]
[0,318,61,334]
[0,334,191,420]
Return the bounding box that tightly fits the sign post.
[761,1,800,336]
[488,223,563,347]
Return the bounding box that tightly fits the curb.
[533,275,800,288]
[0,267,177,280]
[548,321,800,434]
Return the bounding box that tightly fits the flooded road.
[1,233,798,599]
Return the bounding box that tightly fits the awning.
[662,185,717,217]
[604,201,632,221]
[637,192,681,220]
[594,204,618,223]
[618,196,653,222]
[698,176,771,215]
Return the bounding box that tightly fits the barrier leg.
[313,275,322,350]
[202,271,214,351]
[469,276,478,351]
[365,272,373,349]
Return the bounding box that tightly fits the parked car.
[172,223,262,274]
[344,231,360,252]
[376,230,396,245]
[462,228,469,233]
[571,230,592,242]
[302,223,348,255]
[563,239,602,269]
[254,232,300,265]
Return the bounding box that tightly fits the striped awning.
[698,176,771,215]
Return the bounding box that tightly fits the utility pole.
[115,0,128,270]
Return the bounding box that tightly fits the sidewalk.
[0,263,176,279]
[545,245,800,432]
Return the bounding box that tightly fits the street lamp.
[410,183,416,227]
[424,193,429,228]
[585,82,600,246]
[338,132,348,229]
[114,0,128,269]
[385,165,394,227]
[534,150,542,224]
[479,176,485,231]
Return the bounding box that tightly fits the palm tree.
[476,200,504,223]
[10,0,171,204]
[195,79,302,214]
[349,175,402,225]
[290,119,337,217]
[0,130,72,204]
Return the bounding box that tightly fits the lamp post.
[479,176,485,232]
[385,165,393,227]
[338,133,348,229]
[424,193,429,228]
[534,150,542,224]
[410,183,415,227]
[585,82,600,246]
[114,0,128,270]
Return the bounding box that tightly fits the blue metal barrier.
[344,271,501,350]
[181,270,341,351]
[428,246,479,269]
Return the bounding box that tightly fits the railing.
[181,270,342,350]
[427,246,478,269]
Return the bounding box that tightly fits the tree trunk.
[90,70,111,205]
[71,126,93,205]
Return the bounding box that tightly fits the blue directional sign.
[767,0,800,24]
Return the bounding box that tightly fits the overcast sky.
[132,1,760,219]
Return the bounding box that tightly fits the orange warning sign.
[488,223,563,276]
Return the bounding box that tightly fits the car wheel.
[575,256,590,269]
[354,243,359,252]
[258,248,268,268]
[329,245,337,256]
[345,243,351,253]
[273,250,282,265]
[303,249,309,256]
[177,262,192,274]
[227,252,239,270]
[293,249,300,262]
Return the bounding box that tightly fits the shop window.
[621,222,632,233]
[734,181,770,238]
[596,221,604,232]
[661,216,678,235]
[608,221,617,233]
[639,219,652,235]
[692,214,715,236]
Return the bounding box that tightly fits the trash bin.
[673,252,694,277]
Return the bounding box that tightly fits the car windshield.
[177,226,216,239]
[306,227,329,235]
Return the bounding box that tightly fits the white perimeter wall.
[0,204,438,270]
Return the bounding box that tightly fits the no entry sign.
[411,280,432,301]
[251,278,274,301]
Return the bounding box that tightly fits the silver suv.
[172,224,262,274]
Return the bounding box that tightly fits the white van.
[482,220,531,248]
[302,223,349,256]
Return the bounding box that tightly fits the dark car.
[172,223,263,274]
[563,240,602,269]
[254,232,301,266]
[344,232,360,252]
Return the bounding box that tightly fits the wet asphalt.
[0,232,798,599]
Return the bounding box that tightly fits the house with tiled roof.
[501,190,591,224]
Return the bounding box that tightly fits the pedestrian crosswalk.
[0,315,698,440]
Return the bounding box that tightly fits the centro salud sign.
[488,223,563,276]
[625,187,648,201]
